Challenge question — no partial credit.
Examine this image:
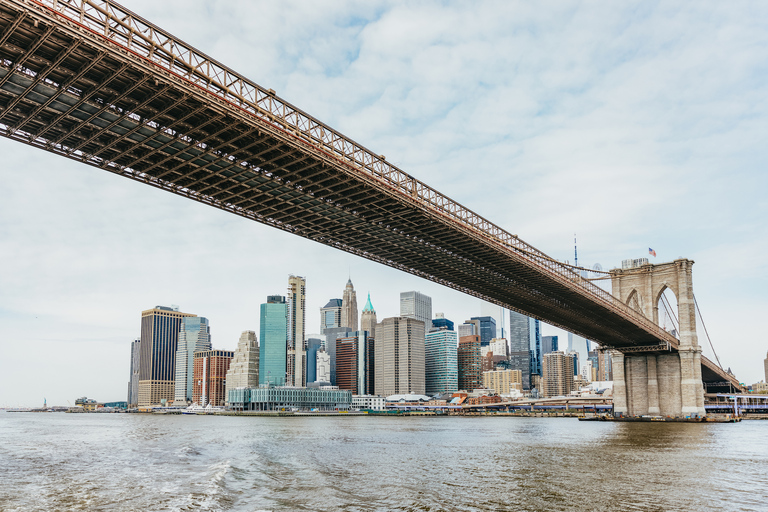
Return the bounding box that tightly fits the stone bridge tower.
[609,259,706,417]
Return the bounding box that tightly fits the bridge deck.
[0,0,741,391]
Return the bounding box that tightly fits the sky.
[1,1,767,406]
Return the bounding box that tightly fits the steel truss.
[0,0,741,391]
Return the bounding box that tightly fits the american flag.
[649,248,657,257]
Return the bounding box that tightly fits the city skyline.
[2,1,767,406]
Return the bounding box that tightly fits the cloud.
[2,0,768,404]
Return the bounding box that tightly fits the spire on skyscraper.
[363,292,375,313]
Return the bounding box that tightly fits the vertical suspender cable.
[693,293,724,370]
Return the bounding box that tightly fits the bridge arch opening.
[626,289,644,317]
[655,285,679,338]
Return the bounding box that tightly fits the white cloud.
[1,0,767,405]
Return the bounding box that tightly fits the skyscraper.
[508,310,532,390]
[306,337,324,384]
[458,334,482,392]
[193,349,234,406]
[567,333,591,375]
[341,279,358,332]
[287,275,306,387]
[529,317,542,378]
[336,331,371,395]
[360,293,377,338]
[375,317,426,396]
[127,338,140,407]
[457,321,475,338]
[470,316,497,346]
[541,351,574,398]
[138,306,197,407]
[225,330,259,403]
[316,348,331,383]
[320,298,342,334]
[425,324,458,395]
[542,335,558,355]
[260,295,287,386]
[174,316,211,406]
[400,291,432,327]
[431,313,454,331]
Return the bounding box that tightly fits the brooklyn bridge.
[0,0,742,416]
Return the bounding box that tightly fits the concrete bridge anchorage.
[609,259,706,418]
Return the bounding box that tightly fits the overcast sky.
[2,1,767,406]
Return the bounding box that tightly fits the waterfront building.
[360,293,377,338]
[541,351,574,398]
[306,337,324,384]
[227,386,352,411]
[375,317,426,396]
[542,335,558,355]
[173,316,211,406]
[225,331,259,403]
[316,348,331,383]
[431,313,454,331]
[336,331,372,395]
[352,395,386,411]
[470,316,496,346]
[425,326,458,395]
[508,310,534,389]
[193,349,234,406]
[458,334,481,391]
[287,275,307,387]
[482,369,523,395]
[260,295,287,387]
[581,360,594,383]
[400,291,432,327]
[138,306,197,407]
[341,279,359,332]
[127,338,140,407]
[320,298,342,334]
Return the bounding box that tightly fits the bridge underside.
[0,1,741,393]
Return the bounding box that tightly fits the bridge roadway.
[0,0,740,392]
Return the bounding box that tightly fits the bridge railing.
[27,0,676,346]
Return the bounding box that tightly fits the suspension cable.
[693,293,724,370]
[661,292,679,331]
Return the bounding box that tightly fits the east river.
[1,412,766,511]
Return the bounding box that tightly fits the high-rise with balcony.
[260,295,287,386]
[341,279,358,332]
[458,334,481,391]
[425,321,458,395]
[287,275,306,387]
[137,305,196,407]
[541,351,575,398]
[375,317,425,396]
[174,316,211,406]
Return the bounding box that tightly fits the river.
[0,412,765,511]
